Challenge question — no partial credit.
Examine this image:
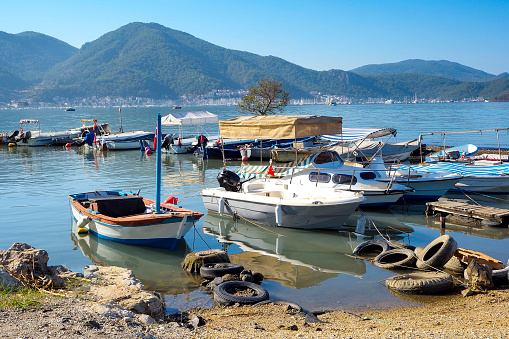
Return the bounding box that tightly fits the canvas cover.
[161,111,219,126]
[219,115,342,139]
[321,128,397,143]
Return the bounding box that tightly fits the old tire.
[414,246,425,258]
[353,239,390,257]
[443,255,467,274]
[200,263,244,279]
[213,281,269,306]
[492,266,509,286]
[385,272,454,294]
[416,235,458,270]
[373,248,417,270]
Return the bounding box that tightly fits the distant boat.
[65,107,76,111]
[173,106,181,109]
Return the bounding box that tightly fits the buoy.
[145,146,153,155]
[76,216,91,228]
[8,143,16,147]
[275,205,282,226]
[164,196,178,205]
[77,227,89,234]
[65,143,72,148]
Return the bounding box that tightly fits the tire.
[200,263,244,279]
[353,239,390,258]
[492,266,509,286]
[373,248,417,269]
[213,281,269,306]
[385,272,454,294]
[443,255,467,274]
[414,246,425,258]
[416,235,458,270]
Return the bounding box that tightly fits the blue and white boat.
[69,114,204,250]
[410,162,509,193]
[427,144,478,162]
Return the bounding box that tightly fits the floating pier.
[426,200,509,227]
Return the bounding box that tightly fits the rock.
[253,272,264,284]
[189,315,205,329]
[91,302,135,319]
[137,314,156,325]
[181,249,230,273]
[240,270,254,282]
[464,259,494,291]
[0,268,21,288]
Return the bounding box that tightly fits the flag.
[178,138,182,147]
[268,164,275,176]
[153,123,158,149]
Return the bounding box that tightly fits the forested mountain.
[350,59,505,82]
[0,23,508,102]
[0,31,77,82]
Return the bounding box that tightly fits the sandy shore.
[2,284,509,338]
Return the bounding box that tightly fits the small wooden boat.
[69,190,203,250]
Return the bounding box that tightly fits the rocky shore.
[2,243,509,338]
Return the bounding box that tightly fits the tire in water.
[416,235,458,270]
[373,248,417,270]
[200,263,244,279]
[213,281,269,306]
[385,272,454,294]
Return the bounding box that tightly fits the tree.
[238,78,290,115]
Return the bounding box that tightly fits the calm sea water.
[1,102,508,312]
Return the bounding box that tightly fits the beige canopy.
[219,115,342,139]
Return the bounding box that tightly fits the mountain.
[350,59,501,82]
[1,23,508,102]
[41,22,388,100]
[0,31,77,82]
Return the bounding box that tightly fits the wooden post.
[440,213,446,236]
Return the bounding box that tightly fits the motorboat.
[161,111,219,154]
[238,150,413,208]
[427,144,478,162]
[96,130,155,150]
[202,115,366,229]
[202,170,365,229]
[9,120,54,146]
[69,114,204,250]
[410,162,509,193]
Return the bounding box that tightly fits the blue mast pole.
[155,113,162,214]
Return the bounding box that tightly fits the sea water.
[1,102,508,311]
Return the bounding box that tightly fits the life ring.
[213,281,269,306]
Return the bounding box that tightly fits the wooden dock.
[426,200,509,227]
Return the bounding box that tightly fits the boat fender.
[275,205,283,226]
[65,143,72,148]
[8,143,16,147]
[145,146,153,155]
[76,216,91,228]
[218,197,225,214]
[164,196,178,205]
[77,227,89,234]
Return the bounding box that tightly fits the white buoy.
[218,197,225,215]
[275,205,282,226]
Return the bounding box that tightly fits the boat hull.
[69,191,203,250]
[201,188,363,230]
[453,176,509,193]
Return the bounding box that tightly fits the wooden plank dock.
[426,200,509,227]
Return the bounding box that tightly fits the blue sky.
[2,0,508,74]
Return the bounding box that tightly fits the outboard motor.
[161,133,174,150]
[217,170,241,192]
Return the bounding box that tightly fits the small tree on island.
[238,78,290,116]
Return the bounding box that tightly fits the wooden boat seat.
[89,196,146,218]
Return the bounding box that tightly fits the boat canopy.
[321,128,396,143]
[20,119,39,124]
[161,111,219,126]
[219,115,342,139]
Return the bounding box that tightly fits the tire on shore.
[373,248,417,270]
[200,263,244,279]
[213,281,269,306]
[385,272,454,294]
[353,239,390,258]
[416,235,458,270]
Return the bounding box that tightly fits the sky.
[2,0,508,74]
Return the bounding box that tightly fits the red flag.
[153,123,158,149]
[268,164,275,176]
[178,138,182,147]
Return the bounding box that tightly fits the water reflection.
[70,221,200,294]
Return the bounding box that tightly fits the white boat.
[11,120,54,146]
[96,130,155,150]
[202,115,366,229]
[410,162,509,193]
[324,128,420,162]
[427,144,478,162]
[161,111,219,154]
[238,151,413,207]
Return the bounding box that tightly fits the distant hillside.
[0,31,77,82]
[1,23,509,102]
[350,59,500,82]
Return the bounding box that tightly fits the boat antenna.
[119,106,124,133]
